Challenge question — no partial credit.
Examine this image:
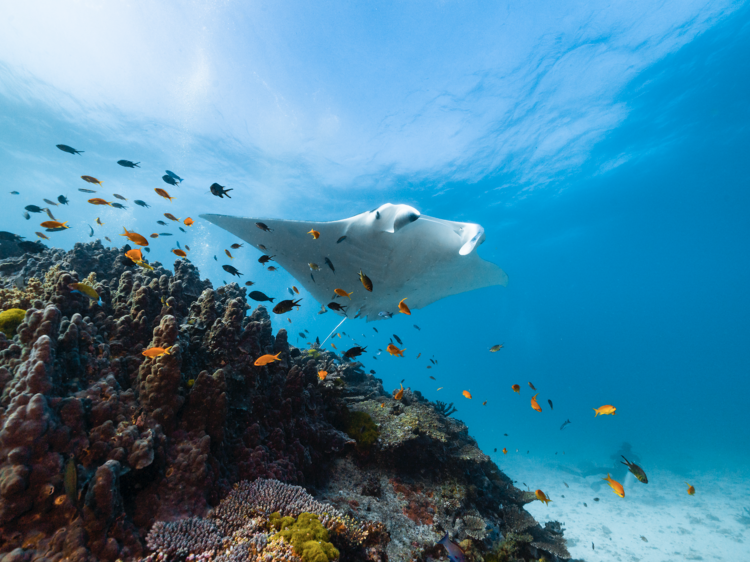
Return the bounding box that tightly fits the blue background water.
[1,0,749,541]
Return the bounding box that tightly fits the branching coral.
[434,400,458,417]
[0,278,43,311]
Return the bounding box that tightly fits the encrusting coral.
[0,308,25,338]
[271,512,339,562]
[0,241,570,562]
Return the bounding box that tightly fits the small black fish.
[592,542,594,550]
[324,257,335,272]
[621,456,649,484]
[78,188,96,193]
[24,205,44,213]
[10,190,19,195]
[430,358,435,365]
[316,336,320,344]
[112,202,128,209]
[117,159,140,168]
[494,448,497,452]
[560,419,571,430]
[327,302,348,313]
[584,503,588,508]
[210,182,233,198]
[0,231,24,242]
[373,327,378,333]
[165,170,183,182]
[58,195,69,205]
[57,144,83,155]
[370,370,375,374]
[134,200,150,208]
[159,233,173,236]
[593,497,599,502]
[248,291,274,303]
[298,332,306,338]
[343,346,367,359]
[414,324,420,330]
[563,482,569,488]
[179,227,186,232]
[376,211,380,219]
[162,175,179,186]
[88,225,94,237]
[393,334,403,344]
[311,273,316,282]
[157,220,168,226]
[548,399,553,410]
[504,433,508,436]
[273,298,302,314]
[143,247,150,253]
[222,265,243,277]
[113,194,127,200]
[258,255,275,265]
[23,211,30,220]
[337,236,347,243]
[255,222,272,232]
[245,281,255,286]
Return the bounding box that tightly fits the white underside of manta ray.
[200,203,508,322]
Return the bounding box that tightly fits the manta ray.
[200,203,507,322]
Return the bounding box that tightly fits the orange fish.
[150,233,159,238]
[308,229,320,239]
[142,346,172,358]
[482,401,487,406]
[254,352,282,366]
[603,473,625,498]
[502,447,507,455]
[463,390,472,399]
[593,405,617,417]
[531,393,542,412]
[172,249,187,258]
[334,288,353,299]
[88,198,112,206]
[331,343,337,350]
[535,490,552,505]
[398,297,411,315]
[121,228,149,246]
[40,220,69,229]
[154,188,174,201]
[292,286,299,294]
[394,384,404,400]
[81,175,103,185]
[387,343,405,357]
[225,249,233,260]
[164,213,179,222]
[528,382,536,390]
[685,482,695,495]
[318,370,328,380]
[512,384,521,393]
[184,217,194,226]
[125,248,143,262]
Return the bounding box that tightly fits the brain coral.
[0,308,25,338]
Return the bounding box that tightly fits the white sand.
[500,455,749,561]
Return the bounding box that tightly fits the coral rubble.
[0,241,570,561]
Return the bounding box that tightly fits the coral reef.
[0,309,25,338]
[0,241,570,562]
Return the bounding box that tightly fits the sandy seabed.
[497,455,748,561]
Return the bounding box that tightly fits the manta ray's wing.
[200,204,507,321]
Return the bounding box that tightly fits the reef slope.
[0,241,570,562]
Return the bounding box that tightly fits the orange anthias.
[502,447,507,455]
[154,188,174,201]
[307,229,320,239]
[121,228,149,246]
[334,289,353,299]
[593,405,617,416]
[172,249,187,258]
[394,384,404,400]
[254,352,282,366]
[463,390,472,399]
[530,393,542,412]
[164,213,179,222]
[603,473,625,497]
[398,297,411,315]
[88,198,112,206]
[317,370,328,380]
[125,249,143,263]
[386,343,405,357]
[535,490,553,505]
[81,175,103,185]
[512,384,521,393]
[184,217,194,226]
[685,482,695,495]
[40,220,69,229]
[142,345,173,358]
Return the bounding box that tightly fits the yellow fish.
[254,352,282,366]
[593,405,617,416]
[142,346,172,358]
[225,249,234,259]
[685,482,695,495]
[68,283,99,301]
[136,260,154,271]
[535,489,552,505]
[603,473,625,498]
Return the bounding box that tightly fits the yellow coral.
[0,308,26,338]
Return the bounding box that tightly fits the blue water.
[2,2,749,558]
